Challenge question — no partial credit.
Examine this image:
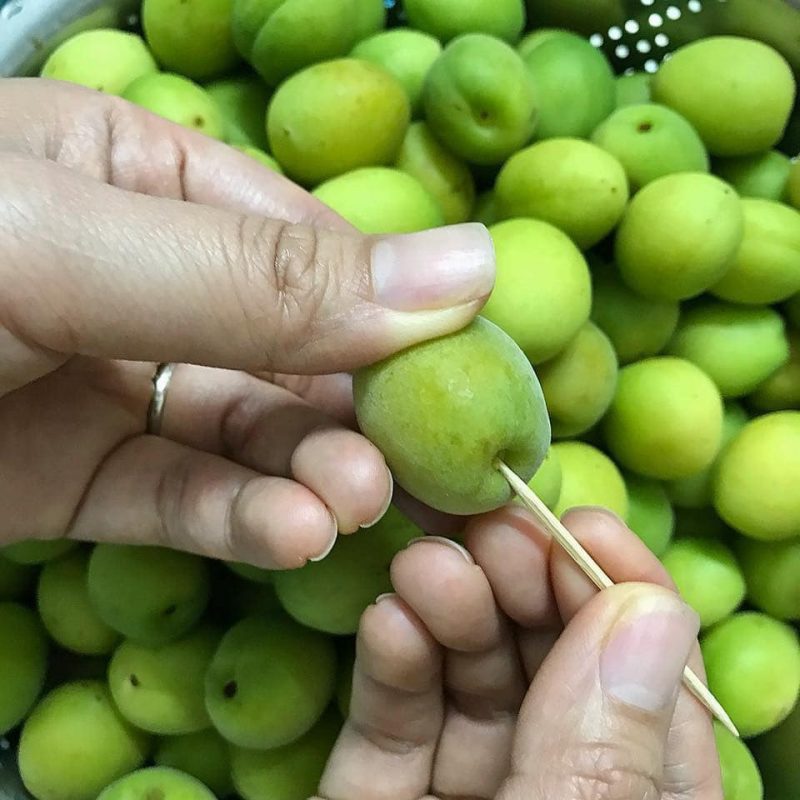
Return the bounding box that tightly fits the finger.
[156,366,392,534]
[499,583,699,800]
[392,538,527,798]
[551,507,677,621]
[390,538,501,652]
[65,434,338,569]
[2,155,494,378]
[316,595,443,800]
[463,506,564,680]
[251,370,357,426]
[1,78,346,228]
[551,507,723,800]
[463,505,559,630]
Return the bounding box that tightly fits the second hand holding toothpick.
[496,460,740,739]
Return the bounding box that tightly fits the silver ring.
[146,363,177,436]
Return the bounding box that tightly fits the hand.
[316,508,724,800]
[0,78,494,564]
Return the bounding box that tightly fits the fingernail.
[563,506,628,527]
[375,592,396,604]
[406,535,475,564]
[600,590,699,712]
[372,223,495,312]
[361,466,394,529]
[310,510,338,562]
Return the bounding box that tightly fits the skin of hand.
[316,508,724,800]
[0,77,493,566]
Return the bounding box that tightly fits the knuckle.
[564,740,662,800]
[230,216,329,366]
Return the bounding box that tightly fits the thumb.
[2,159,495,376]
[500,583,700,800]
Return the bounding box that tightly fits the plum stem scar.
[496,459,740,739]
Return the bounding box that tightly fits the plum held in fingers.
[353,317,551,516]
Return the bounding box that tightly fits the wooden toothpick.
[497,460,740,739]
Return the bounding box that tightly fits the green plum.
[604,357,724,481]
[0,603,48,735]
[353,317,551,516]
[122,73,225,139]
[423,34,537,166]
[749,332,800,411]
[661,537,745,628]
[395,121,476,224]
[652,37,796,157]
[701,612,800,737]
[273,505,420,635]
[232,0,357,87]
[87,544,210,645]
[404,0,524,43]
[714,150,792,201]
[527,446,562,511]
[518,30,615,140]
[205,614,336,749]
[495,138,629,249]
[109,625,220,735]
[589,260,680,365]
[0,555,35,600]
[591,104,710,192]
[352,29,442,117]
[155,729,233,798]
[2,539,77,565]
[312,167,444,234]
[714,722,764,800]
[18,681,150,800]
[614,172,744,300]
[40,29,157,95]
[615,71,651,108]
[352,0,386,40]
[736,537,800,621]
[483,219,591,364]
[537,321,618,438]
[231,708,342,800]
[714,411,800,541]
[666,301,789,398]
[788,159,800,209]
[552,441,629,521]
[97,767,216,800]
[667,402,749,511]
[751,700,800,799]
[711,198,800,305]
[37,549,119,656]
[205,75,270,149]
[523,0,624,35]
[472,190,497,226]
[625,475,674,557]
[143,0,239,80]
[267,58,410,186]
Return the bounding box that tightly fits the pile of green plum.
[4,0,799,798]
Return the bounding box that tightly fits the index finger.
[0,77,351,228]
